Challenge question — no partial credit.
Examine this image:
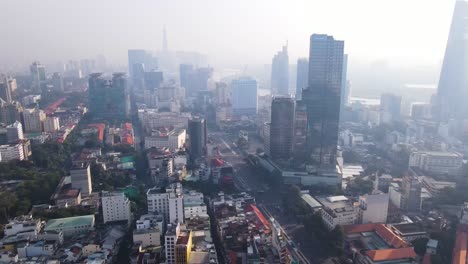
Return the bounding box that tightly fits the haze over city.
[2,1,468,264]
[0,0,454,68]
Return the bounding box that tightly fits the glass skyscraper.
[302,34,344,168]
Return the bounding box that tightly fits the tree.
[412,237,429,256]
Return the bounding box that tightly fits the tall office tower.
[270,96,295,161]
[70,163,92,197]
[144,70,164,90]
[271,45,289,95]
[188,117,207,162]
[0,77,13,103]
[380,93,402,124]
[6,77,17,93]
[401,175,421,212]
[179,64,193,91]
[23,108,45,133]
[191,67,213,95]
[30,62,46,93]
[51,72,64,92]
[6,121,23,143]
[296,58,309,100]
[340,54,349,108]
[147,183,184,224]
[293,100,308,159]
[0,101,23,126]
[128,49,148,77]
[88,73,128,120]
[302,34,344,168]
[215,82,231,106]
[437,0,468,121]
[101,192,131,224]
[231,77,258,116]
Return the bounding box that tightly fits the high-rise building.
[147,183,184,224]
[293,100,308,159]
[51,73,64,92]
[270,96,295,161]
[231,77,258,116]
[380,93,402,124]
[271,45,289,95]
[128,49,147,77]
[70,163,92,197]
[43,116,60,132]
[302,34,344,167]
[340,54,349,109]
[401,175,421,212]
[88,73,128,120]
[295,58,308,100]
[179,64,193,91]
[0,143,25,162]
[23,108,45,133]
[0,76,13,103]
[358,191,389,224]
[101,192,131,224]
[0,100,23,126]
[30,62,46,93]
[6,121,23,143]
[188,117,207,162]
[437,0,468,120]
[144,70,163,90]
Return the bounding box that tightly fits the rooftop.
[44,215,94,230]
[301,194,322,209]
[392,223,426,235]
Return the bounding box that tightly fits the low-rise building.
[133,214,164,248]
[183,191,208,219]
[317,195,358,230]
[44,215,95,237]
[344,223,417,264]
[144,128,186,151]
[4,215,41,237]
[390,223,428,242]
[53,188,81,208]
[409,151,463,176]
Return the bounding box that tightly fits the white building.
[138,109,191,133]
[43,116,60,132]
[144,128,186,150]
[4,215,41,237]
[389,182,402,209]
[0,143,25,161]
[183,191,208,219]
[6,121,23,143]
[23,108,46,132]
[317,195,358,230]
[358,191,389,224]
[231,77,258,116]
[101,192,131,224]
[409,151,463,176]
[70,163,92,196]
[133,214,164,247]
[147,183,184,224]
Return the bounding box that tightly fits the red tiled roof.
[366,248,416,261]
[344,223,408,248]
[88,123,105,142]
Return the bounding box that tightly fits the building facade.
[231,77,258,116]
[101,192,131,224]
[301,34,344,168]
[269,96,295,161]
[188,117,207,162]
[271,45,289,95]
[88,73,128,120]
[295,58,308,100]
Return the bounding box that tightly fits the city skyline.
[0,0,457,69]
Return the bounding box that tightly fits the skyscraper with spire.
[437,0,468,121]
[271,44,289,95]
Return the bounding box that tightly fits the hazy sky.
[0,0,456,68]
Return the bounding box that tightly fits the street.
[208,131,313,264]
